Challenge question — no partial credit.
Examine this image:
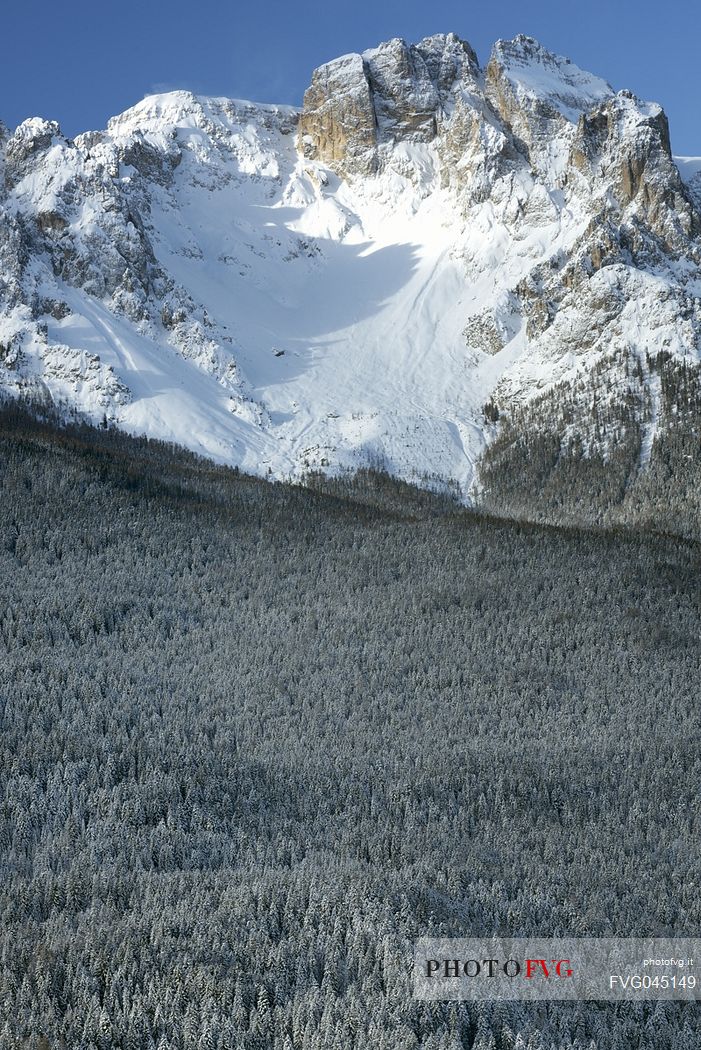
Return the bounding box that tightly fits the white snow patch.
[640,370,662,470]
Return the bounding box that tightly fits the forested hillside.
[1,402,700,1049]
[479,351,701,540]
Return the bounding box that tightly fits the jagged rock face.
[1,35,701,515]
[298,53,377,175]
[4,118,63,188]
[485,36,613,170]
[298,33,479,176]
[566,93,697,251]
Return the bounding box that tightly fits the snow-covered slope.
[1,33,701,504]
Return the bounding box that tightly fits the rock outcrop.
[4,118,63,188]
[298,33,479,176]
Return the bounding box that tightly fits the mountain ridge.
[1,32,701,528]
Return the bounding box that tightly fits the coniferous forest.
[0,400,700,1049]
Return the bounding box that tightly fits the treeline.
[0,401,700,1048]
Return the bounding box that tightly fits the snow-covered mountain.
[2,32,701,519]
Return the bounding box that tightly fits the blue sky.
[3,0,699,154]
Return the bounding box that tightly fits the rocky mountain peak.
[487,36,614,122]
[296,32,699,265]
[298,32,479,176]
[5,117,65,188]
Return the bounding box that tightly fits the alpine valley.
[3,32,701,532]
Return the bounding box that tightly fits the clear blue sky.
[3,0,699,155]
